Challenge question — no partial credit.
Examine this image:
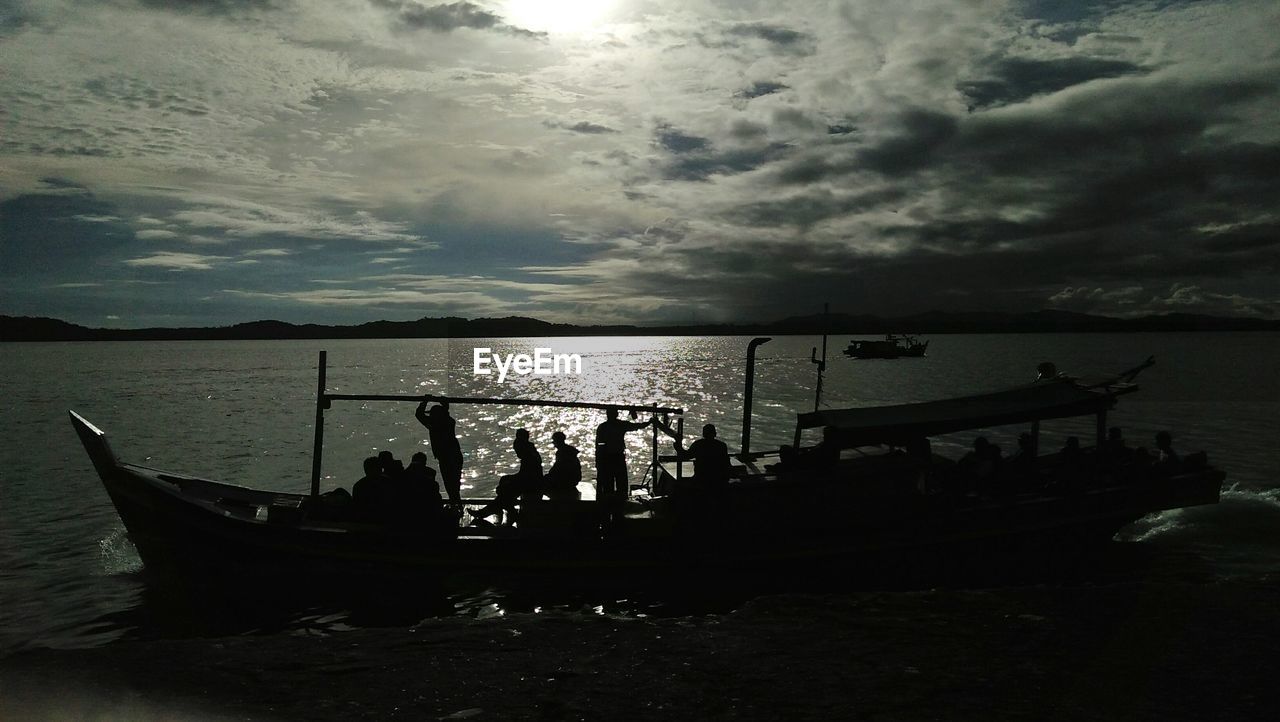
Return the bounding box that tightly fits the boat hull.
[72,411,1224,585]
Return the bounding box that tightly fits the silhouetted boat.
[70,348,1224,584]
[844,333,929,359]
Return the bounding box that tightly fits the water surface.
[1,334,1277,652]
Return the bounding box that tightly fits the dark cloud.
[371,1,542,37]
[728,119,768,142]
[1198,222,1280,255]
[773,109,957,184]
[546,120,618,134]
[0,186,134,277]
[655,124,709,154]
[655,61,1280,319]
[697,22,814,57]
[1019,0,1203,25]
[653,123,787,182]
[959,56,1145,110]
[726,22,810,49]
[737,81,788,100]
[856,110,959,176]
[134,0,286,15]
[84,76,212,117]
[666,144,790,182]
[726,188,908,229]
[0,0,33,36]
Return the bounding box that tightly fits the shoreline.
[4,579,1277,721]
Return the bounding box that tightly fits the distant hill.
[2,310,1277,342]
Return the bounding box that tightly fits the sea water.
[1,334,1277,652]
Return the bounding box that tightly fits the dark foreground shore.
[3,578,1278,721]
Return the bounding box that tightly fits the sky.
[1,0,1278,328]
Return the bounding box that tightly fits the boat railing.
[308,351,686,496]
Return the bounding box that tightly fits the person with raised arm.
[594,408,650,504]
[415,399,465,509]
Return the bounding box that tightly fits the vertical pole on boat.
[1030,419,1041,474]
[812,303,829,412]
[651,403,660,491]
[310,350,327,497]
[741,337,772,457]
[675,416,684,480]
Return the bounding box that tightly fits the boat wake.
[98,526,143,576]
[1121,484,1280,580]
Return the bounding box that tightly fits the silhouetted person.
[1036,361,1060,382]
[594,409,649,503]
[1154,430,1180,472]
[543,431,582,501]
[960,436,1001,494]
[416,400,464,509]
[1044,435,1088,494]
[1009,432,1035,468]
[378,450,405,480]
[1060,436,1083,467]
[398,451,444,526]
[904,436,935,494]
[1000,432,1036,495]
[353,456,396,522]
[811,425,843,469]
[673,424,731,492]
[1100,426,1131,467]
[472,429,543,524]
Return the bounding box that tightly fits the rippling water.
[1,334,1277,652]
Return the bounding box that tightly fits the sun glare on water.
[501,0,618,35]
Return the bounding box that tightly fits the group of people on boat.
[328,400,732,529]
[773,421,1199,504]
[934,427,1197,499]
[347,450,450,528]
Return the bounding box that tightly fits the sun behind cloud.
[500,0,618,35]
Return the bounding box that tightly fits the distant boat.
[70,345,1225,586]
[843,333,929,359]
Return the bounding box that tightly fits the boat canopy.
[796,379,1134,445]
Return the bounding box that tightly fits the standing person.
[416,400,464,509]
[594,408,650,504]
[543,431,582,501]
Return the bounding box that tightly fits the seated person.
[353,456,396,522]
[1099,427,1132,467]
[397,451,450,528]
[378,450,405,480]
[471,429,543,523]
[1060,436,1083,467]
[1046,436,1086,494]
[542,431,582,501]
[673,423,731,492]
[791,426,841,471]
[1002,433,1036,489]
[959,437,1002,493]
[1154,430,1180,472]
[904,437,934,495]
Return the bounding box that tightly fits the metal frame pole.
[741,337,772,457]
[310,350,326,497]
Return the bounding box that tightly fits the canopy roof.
[797,379,1134,445]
